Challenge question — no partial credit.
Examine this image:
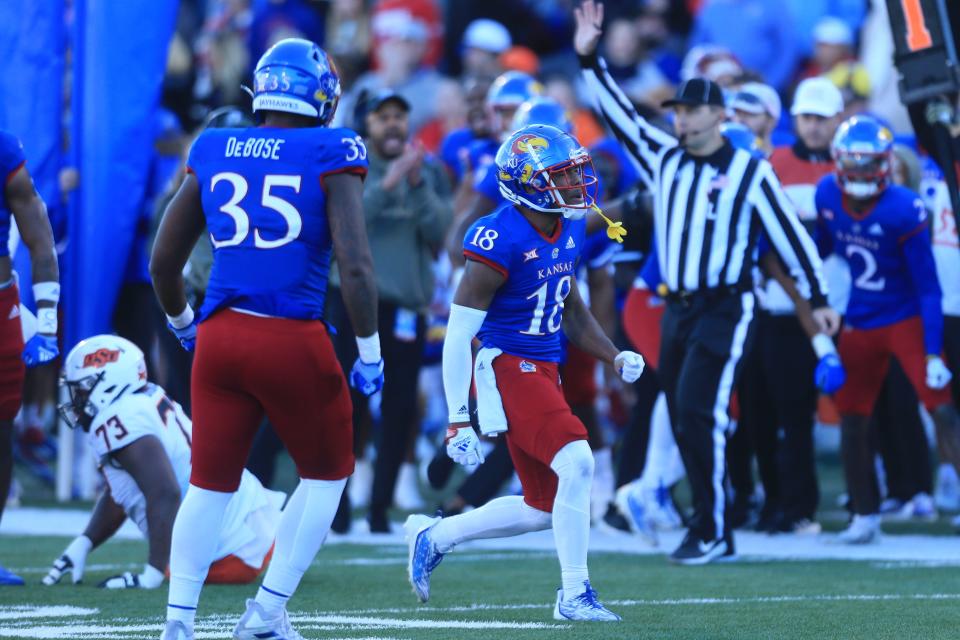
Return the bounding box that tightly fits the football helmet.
[495,124,597,220]
[251,38,340,125]
[720,122,763,158]
[511,97,573,135]
[59,335,147,430]
[831,115,894,199]
[487,71,544,141]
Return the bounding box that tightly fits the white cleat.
[886,492,937,522]
[934,464,960,512]
[232,599,304,640]
[553,581,621,622]
[614,485,658,546]
[834,514,881,545]
[160,620,194,640]
[404,513,444,603]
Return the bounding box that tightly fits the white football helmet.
[59,335,147,430]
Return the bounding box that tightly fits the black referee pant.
[659,289,756,543]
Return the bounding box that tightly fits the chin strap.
[590,205,627,243]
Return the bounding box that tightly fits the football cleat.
[42,555,75,586]
[669,531,729,565]
[553,581,621,622]
[614,485,658,546]
[232,599,303,640]
[404,513,444,603]
[885,493,937,522]
[648,482,683,530]
[0,563,23,586]
[160,620,194,640]
[833,514,881,545]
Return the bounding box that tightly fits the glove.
[926,356,953,390]
[42,536,91,586]
[350,358,384,396]
[614,351,645,383]
[166,320,197,352]
[445,425,485,466]
[814,353,847,393]
[23,333,59,368]
[98,564,164,589]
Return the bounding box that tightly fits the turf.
[1,536,959,639]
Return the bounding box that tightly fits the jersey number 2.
[209,173,302,249]
[846,245,886,291]
[521,275,572,336]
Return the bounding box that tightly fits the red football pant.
[0,285,24,421]
[835,316,952,416]
[561,343,597,407]
[190,310,354,492]
[494,353,587,513]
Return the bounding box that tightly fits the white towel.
[474,347,508,436]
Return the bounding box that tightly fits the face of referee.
[673,104,725,155]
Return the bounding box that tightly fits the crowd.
[9,0,960,569]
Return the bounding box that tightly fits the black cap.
[661,78,725,108]
[366,89,411,113]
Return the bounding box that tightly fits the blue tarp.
[65,0,177,350]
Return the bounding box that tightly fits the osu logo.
[511,134,549,155]
[82,348,120,368]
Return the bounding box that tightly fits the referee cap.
[662,78,725,109]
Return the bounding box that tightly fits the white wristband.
[37,307,57,335]
[166,305,195,330]
[811,333,836,359]
[33,281,60,304]
[356,332,381,364]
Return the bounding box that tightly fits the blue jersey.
[464,203,586,362]
[439,128,497,184]
[0,130,26,258]
[815,176,943,354]
[187,126,368,322]
[473,157,507,206]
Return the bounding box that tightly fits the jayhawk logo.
[82,348,120,369]
[511,134,549,156]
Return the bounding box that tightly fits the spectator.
[500,45,540,76]
[325,0,373,87]
[797,17,856,82]
[600,15,672,107]
[415,78,467,154]
[680,45,744,89]
[327,90,453,533]
[728,82,781,155]
[824,60,871,121]
[461,19,511,78]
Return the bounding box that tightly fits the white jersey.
[922,179,960,317]
[88,384,284,569]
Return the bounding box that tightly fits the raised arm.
[575,0,676,191]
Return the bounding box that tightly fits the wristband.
[356,332,381,364]
[811,333,836,359]
[37,307,57,335]
[33,281,60,305]
[166,305,195,330]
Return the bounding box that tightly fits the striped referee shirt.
[580,53,828,308]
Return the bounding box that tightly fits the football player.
[815,116,960,543]
[149,39,382,640]
[43,335,284,589]
[405,124,644,622]
[0,130,60,585]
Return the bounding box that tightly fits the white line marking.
[0,606,97,620]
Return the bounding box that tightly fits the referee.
[574,1,840,564]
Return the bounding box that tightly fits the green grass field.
[1,535,960,639]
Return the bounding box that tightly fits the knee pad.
[550,440,594,482]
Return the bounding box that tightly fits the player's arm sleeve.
[751,162,829,308]
[578,52,677,191]
[462,218,512,279]
[901,204,944,356]
[442,303,487,423]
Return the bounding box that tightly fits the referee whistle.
[590,204,627,243]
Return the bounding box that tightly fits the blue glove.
[350,358,384,396]
[23,334,59,368]
[166,321,197,352]
[814,353,846,393]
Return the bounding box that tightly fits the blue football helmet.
[831,115,894,198]
[511,97,574,135]
[252,38,340,125]
[720,122,763,158]
[487,71,544,141]
[495,124,597,220]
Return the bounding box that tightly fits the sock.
[430,495,551,553]
[167,484,234,627]
[550,441,593,599]
[253,478,346,620]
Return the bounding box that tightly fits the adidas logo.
[566,236,576,249]
[868,223,883,236]
[8,305,18,320]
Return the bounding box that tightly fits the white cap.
[791,77,845,117]
[729,82,782,121]
[813,17,853,47]
[463,19,512,54]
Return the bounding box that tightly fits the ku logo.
[511,134,549,155]
[519,360,537,373]
[552,247,559,259]
[523,248,539,262]
[82,348,120,368]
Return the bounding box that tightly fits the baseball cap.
[728,82,782,121]
[791,77,845,118]
[366,89,411,113]
[662,78,725,109]
[813,17,853,47]
[463,19,511,54]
